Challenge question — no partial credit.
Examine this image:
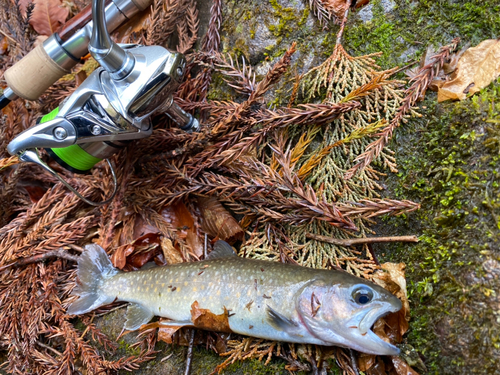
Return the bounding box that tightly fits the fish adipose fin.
[67,244,118,315]
[266,305,299,332]
[207,240,237,259]
[124,303,154,331]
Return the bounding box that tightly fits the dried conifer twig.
[306,233,419,246]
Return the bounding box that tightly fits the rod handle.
[4,44,69,101]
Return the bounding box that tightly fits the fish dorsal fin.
[266,305,298,332]
[207,240,237,260]
[124,303,154,331]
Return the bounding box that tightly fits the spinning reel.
[6,0,198,205]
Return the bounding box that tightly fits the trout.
[68,241,402,355]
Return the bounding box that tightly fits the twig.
[306,233,419,247]
[335,0,351,45]
[389,59,419,76]
[349,349,359,375]
[367,244,381,267]
[184,329,196,375]
[94,304,128,318]
[0,29,18,46]
[0,249,79,271]
[204,233,208,259]
[36,341,63,357]
[67,244,84,253]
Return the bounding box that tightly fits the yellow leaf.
[438,39,500,102]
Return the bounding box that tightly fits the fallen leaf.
[373,263,410,341]
[438,39,500,102]
[161,237,184,264]
[111,232,161,270]
[196,196,244,244]
[75,70,87,87]
[390,356,421,375]
[140,320,184,344]
[114,7,151,43]
[162,201,204,258]
[0,37,9,55]
[110,244,134,269]
[158,325,184,344]
[190,301,232,333]
[30,0,69,36]
[358,353,376,371]
[373,263,410,323]
[354,0,371,8]
[366,356,387,375]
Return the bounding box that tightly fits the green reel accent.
[41,107,102,174]
[40,107,60,122]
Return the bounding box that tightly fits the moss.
[344,0,500,69]
[377,78,500,374]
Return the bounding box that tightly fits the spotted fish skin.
[104,256,324,343]
[68,241,403,355]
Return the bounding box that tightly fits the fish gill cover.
[0,0,497,374]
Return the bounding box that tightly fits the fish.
[67,241,402,355]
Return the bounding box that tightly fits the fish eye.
[352,286,373,305]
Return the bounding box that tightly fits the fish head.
[297,277,402,355]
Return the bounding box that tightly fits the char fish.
[68,241,402,355]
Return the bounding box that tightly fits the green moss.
[378,78,500,374]
[344,0,500,69]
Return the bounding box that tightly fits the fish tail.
[67,244,119,315]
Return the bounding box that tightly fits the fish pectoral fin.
[124,303,154,331]
[266,305,299,333]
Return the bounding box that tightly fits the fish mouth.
[346,303,401,356]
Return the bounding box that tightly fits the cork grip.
[4,44,69,101]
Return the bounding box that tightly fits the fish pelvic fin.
[67,244,118,315]
[124,303,154,331]
[207,240,237,259]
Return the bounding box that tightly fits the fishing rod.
[5,0,198,206]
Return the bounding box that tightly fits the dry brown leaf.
[111,244,135,269]
[438,39,500,102]
[190,301,232,333]
[196,196,244,244]
[373,263,409,322]
[373,263,410,341]
[30,0,69,36]
[358,353,376,371]
[114,8,152,43]
[0,37,9,55]
[162,201,204,258]
[158,325,184,344]
[366,356,387,375]
[139,320,185,344]
[160,237,184,264]
[390,356,421,375]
